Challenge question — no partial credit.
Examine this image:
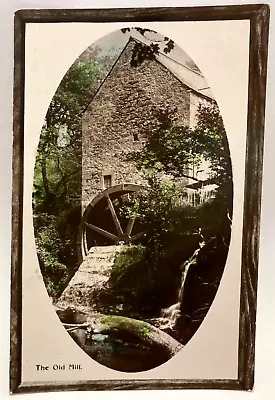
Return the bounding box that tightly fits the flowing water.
[56,242,206,370]
[156,243,204,332]
[183,185,218,206]
[84,333,170,372]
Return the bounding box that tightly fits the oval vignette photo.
[32,27,233,373]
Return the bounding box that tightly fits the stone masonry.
[57,245,123,313]
[82,38,213,211]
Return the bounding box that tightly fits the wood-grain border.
[10,4,270,394]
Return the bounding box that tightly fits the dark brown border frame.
[11,4,270,394]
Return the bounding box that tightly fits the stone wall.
[189,91,212,128]
[82,39,212,210]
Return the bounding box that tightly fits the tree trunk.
[41,155,50,197]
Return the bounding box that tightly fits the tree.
[33,46,120,210]
[126,104,232,207]
[121,27,175,67]
[33,59,100,209]
[33,50,119,297]
[110,104,233,316]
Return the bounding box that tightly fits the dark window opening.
[103,175,112,189]
[133,133,139,141]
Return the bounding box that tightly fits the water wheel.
[77,184,147,262]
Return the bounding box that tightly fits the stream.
[151,244,203,332]
[83,333,170,372]
[57,241,206,372]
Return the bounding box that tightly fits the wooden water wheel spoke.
[85,222,118,242]
[125,217,136,236]
[78,184,146,263]
[125,197,140,236]
[131,230,148,242]
[105,194,124,236]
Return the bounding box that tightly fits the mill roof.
[155,51,214,100]
[84,37,214,115]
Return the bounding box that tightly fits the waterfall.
[198,184,218,204]
[186,188,196,205]
[158,242,204,332]
[181,184,218,206]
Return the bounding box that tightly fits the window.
[103,175,112,189]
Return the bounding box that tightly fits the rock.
[94,314,184,358]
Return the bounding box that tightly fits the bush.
[109,243,187,316]
[33,203,81,298]
[109,182,231,317]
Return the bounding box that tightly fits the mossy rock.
[99,315,151,337]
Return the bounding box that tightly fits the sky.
[80,27,201,74]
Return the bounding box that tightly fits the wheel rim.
[77,184,147,262]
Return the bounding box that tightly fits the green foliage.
[33,203,82,297]
[121,176,183,270]
[123,104,232,253]
[99,314,152,336]
[111,243,171,313]
[125,105,233,238]
[110,244,175,313]
[110,197,231,316]
[110,245,149,302]
[34,215,68,296]
[123,176,180,225]
[46,60,100,131]
[110,104,232,316]
[33,54,112,297]
[125,107,190,176]
[121,28,174,67]
[34,208,80,298]
[33,59,99,210]
[127,105,232,191]
[194,104,233,205]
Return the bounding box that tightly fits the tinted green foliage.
[33,60,99,208]
[126,104,232,207]
[121,27,175,67]
[110,244,183,314]
[33,53,117,297]
[111,197,231,316]
[111,105,232,318]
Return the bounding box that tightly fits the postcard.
[10,4,269,393]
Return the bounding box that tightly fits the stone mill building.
[82,38,214,211]
[77,37,215,260]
